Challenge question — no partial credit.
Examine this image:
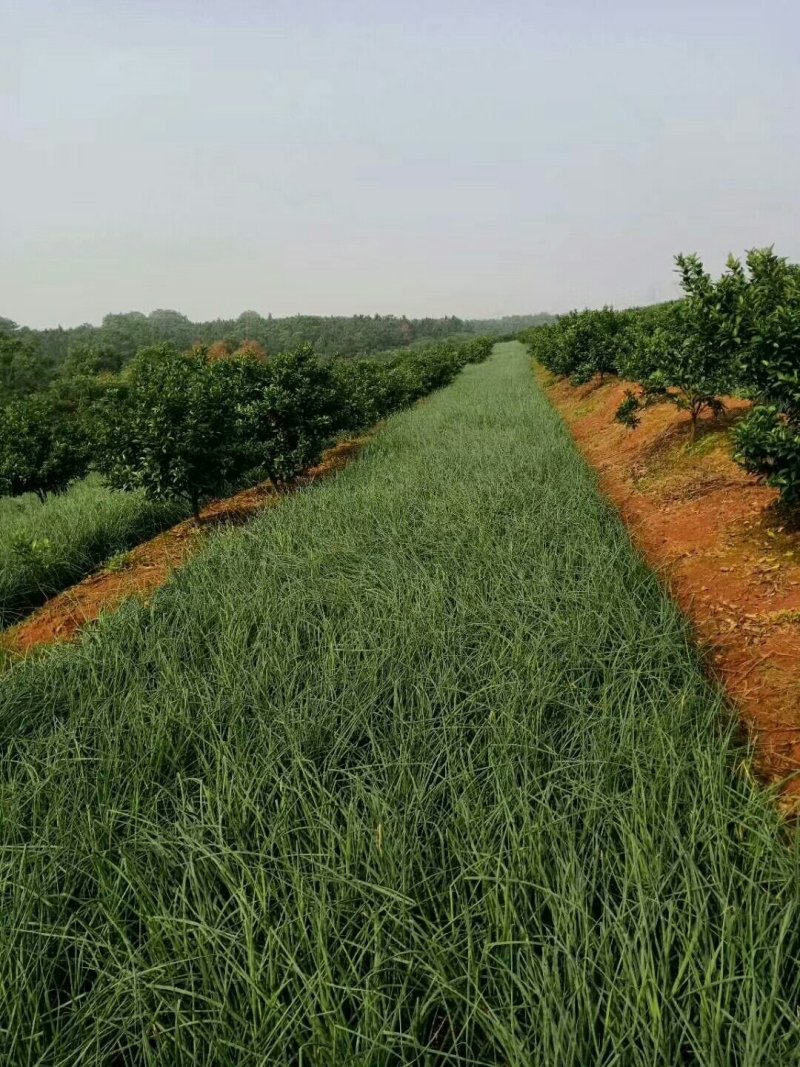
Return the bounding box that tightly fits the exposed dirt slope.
[541,368,800,804]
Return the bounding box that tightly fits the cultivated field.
[0,342,798,1064]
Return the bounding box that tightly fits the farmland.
[1,342,797,1064]
[0,337,491,626]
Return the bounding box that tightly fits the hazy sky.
[2,0,799,328]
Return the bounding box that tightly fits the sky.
[2,0,799,329]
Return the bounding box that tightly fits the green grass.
[0,477,187,627]
[0,342,797,1065]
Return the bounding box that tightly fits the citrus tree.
[615,255,743,439]
[93,345,248,520]
[733,248,800,503]
[0,392,89,500]
[238,344,339,486]
[524,309,627,384]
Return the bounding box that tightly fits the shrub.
[330,337,492,434]
[734,405,800,504]
[49,335,489,526]
[615,255,742,440]
[524,308,627,383]
[614,302,681,383]
[732,248,800,503]
[568,307,627,384]
[400,346,462,393]
[461,336,494,364]
[521,320,560,370]
[331,359,393,432]
[93,344,248,519]
[0,392,89,501]
[237,344,340,486]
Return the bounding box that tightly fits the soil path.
[1,436,371,657]
[541,368,800,805]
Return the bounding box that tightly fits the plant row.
[523,248,800,503]
[0,308,537,403]
[0,336,493,519]
[0,336,492,625]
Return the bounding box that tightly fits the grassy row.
[0,477,187,627]
[0,342,797,1064]
[0,338,491,627]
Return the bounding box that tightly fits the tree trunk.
[262,461,280,491]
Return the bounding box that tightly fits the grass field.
[0,477,187,628]
[0,342,798,1065]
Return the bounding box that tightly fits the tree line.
[0,308,546,405]
[0,336,494,519]
[522,247,800,505]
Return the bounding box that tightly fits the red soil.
[1,436,370,657]
[541,369,800,806]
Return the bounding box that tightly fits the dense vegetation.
[0,336,492,624]
[732,250,800,503]
[525,247,800,495]
[0,343,797,1064]
[0,309,550,404]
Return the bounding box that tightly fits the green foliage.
[567,306,627,383]
[0,391,89,500]
[0,332,41,404]
[0,336,491,623]
[0,308,519,403]
[734,405,800,504]
[464,335,495,362]
[614,300,683,382]
[7,534,58,593]
[236,344,340,486]
[330,358,392,431]
[92,338,483,512]
[60,341,124,378]
[524,306,630,383]
[332,337,494,433]
[612,257,742,439]
[0,345,797,1063]
[675,251,747,362]
[614,388,643,429]
[530,243,800,500]
[0,476,185,625]
[103,549,136,573]
[731,248,800,502]
[93,345,250,519]
[528,255,745,440]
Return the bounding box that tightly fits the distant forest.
[0,309,553,404]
